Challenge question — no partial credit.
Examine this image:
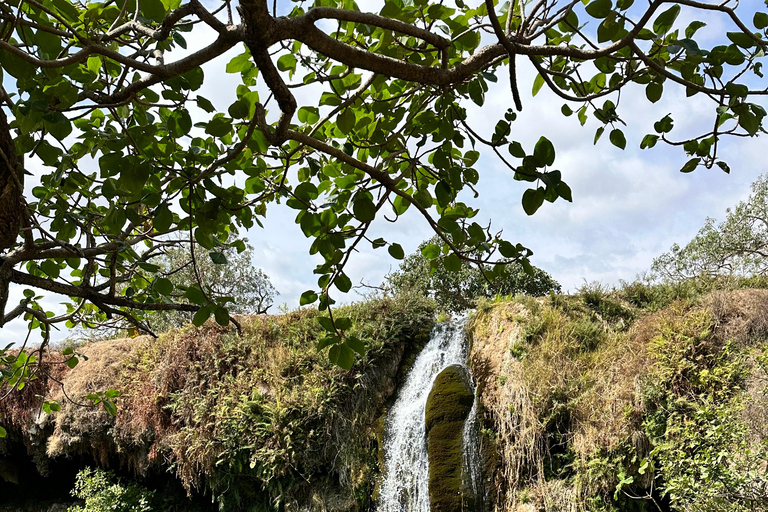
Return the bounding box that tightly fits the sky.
[2,0,767,344]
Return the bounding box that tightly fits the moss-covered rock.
[425,364,475,512]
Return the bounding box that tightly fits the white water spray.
[377,317,482,512]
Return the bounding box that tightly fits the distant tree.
[653,174,768,281]
[148,242,278,332]
[388,236,560,313]
[77,242,278,335]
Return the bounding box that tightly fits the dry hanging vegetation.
[0,292,435,511]
[468,284,768,512]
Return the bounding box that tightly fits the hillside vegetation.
[3,280,768,512]
[0,293,435,511]
[469,281,768,512]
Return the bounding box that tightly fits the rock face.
[425,364,476,512]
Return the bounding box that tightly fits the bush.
[69,468,155,512]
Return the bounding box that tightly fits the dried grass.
[470,289,768,510]
[469,296,651,511]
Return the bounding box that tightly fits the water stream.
[377,317,482,512]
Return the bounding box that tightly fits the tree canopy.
[0,0,767,370]
[388,235,560,312]
[653,173,768,281]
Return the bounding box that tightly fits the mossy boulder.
[425,364,475,512]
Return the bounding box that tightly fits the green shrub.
[68,468,155,512]
[637,304,768,511]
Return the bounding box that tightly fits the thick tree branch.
[9,268,199,312]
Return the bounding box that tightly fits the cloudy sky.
[3,0,767,343]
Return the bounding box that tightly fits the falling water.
[378,317,482,512]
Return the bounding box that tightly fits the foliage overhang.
[0,0,766,372]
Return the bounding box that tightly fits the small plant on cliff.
[68,467,155,512]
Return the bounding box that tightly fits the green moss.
[425,365,475,512]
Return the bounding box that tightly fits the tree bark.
[0,108,21,253]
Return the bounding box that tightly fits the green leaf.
[184,285,208,305]
[686,21,707,38]
[277,54,297,72]
[609,129,627,149]
[298,107,320,125]
[209,252,228,265]
[140,0,166,21]
[585,0,612,19]
[40,260,60,279]
[388,243,405,260]
[50,0,80,20]
[317,316,335,331]
[226,52,253,74]
[228,99,250,119]
[192,305,211,326]
[300,290,318,305]
[66,356,79,369]
[654,115,674,133]
[422,244,441,259]
[336,345,355,370]
[594,126,605,144]
[45,112,73,141]
[532,74,545,96]
[508,141,525,158]
[328,344,340,365]
[727,32,756,49]
[153,204,173,233]
[102,400,118,416]
[646,82,663,103]
[640,134,659,149]
[353,196,376,222]
[337,109,355,135]
[0,425,5,438]
[320,92,341,106]
[196,96,216,113]
[214,307,229,326]
[680,157,700,173]
[435,181,453,208]
[556,182,573,202]
[468,80,485,106]
[335,273,352,293]
[653,4,680,34]
[335,317,352,330]
[205,117,233,137]
[194,228,217,249]
[317,335,337,351]
[346,336,366,356]
[755,12,768,30]
[738,110,759,135]
[578,107,588,126]
[444,253,462,272]
[154,278,173,296]
[62,347,74,356]
[533,137,556,166]
[522,188,545,215]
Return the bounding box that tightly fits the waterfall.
[378,317,482,512]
